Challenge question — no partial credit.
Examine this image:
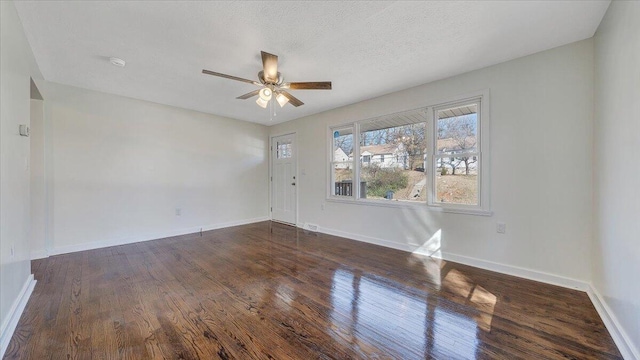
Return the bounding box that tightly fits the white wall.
[0,0,42,353]
[30,100,46,259]
[38,82,269,256]
[271,39,594,284]
[593,1,640,357]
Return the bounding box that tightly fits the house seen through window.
[358,113,427,202]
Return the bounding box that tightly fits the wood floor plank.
[4,221,622,359]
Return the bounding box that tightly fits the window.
[328,91,490,215]
[432,100,480,207]
[331,127,355,197]
[277,140,292,159]
[358,109,427,202]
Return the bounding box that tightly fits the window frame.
[327,90,491,216]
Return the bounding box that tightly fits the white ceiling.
[15,1,610,125]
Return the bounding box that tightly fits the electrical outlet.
[175,208,182,216]
[497,223,506,234]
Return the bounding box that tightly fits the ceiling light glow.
[276,93,289,108]
[256,97,269,108]
[259,88,272,101]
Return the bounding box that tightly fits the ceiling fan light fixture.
[202,50,331,111]
[256,97,269,108]
[259,88,272,101]
[276,93,289,107]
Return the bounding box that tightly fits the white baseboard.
[317,225,417,253]
[47,216,270,257]
[316,224,588,290]
[587,285,639,360]
[0,274,36,358]
[435,252,589,291]
[30,249,48,260]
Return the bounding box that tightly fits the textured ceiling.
[15,1,610,125]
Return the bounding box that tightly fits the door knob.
[291,182,296,186]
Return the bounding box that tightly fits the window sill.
[325,197,492,216]
[441,207,493,216]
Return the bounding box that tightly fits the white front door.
[271,133,297,225]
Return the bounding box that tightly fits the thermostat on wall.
[19,124,30,137]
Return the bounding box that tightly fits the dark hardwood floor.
[5,221,621,359]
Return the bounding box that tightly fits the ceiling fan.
[202,51,331,109]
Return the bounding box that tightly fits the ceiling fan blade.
[280,91,304,107]
[236,89,261,100]
[261,51,278,83]
[287,82,332,90]
[202,69,260,85]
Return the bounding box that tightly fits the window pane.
[333,163,354,196]
[437,104,478,155]
[333,128,353,162]
[277,140,292,159]
[435,156,478,205]
[358,111,427,202]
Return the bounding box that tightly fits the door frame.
[269,132,298,226]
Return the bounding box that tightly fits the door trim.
[270,132,298,226]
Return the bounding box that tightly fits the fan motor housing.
[258,70,284,86]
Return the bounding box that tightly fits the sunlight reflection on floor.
[324,223,500,357]
[330,269,427,356]
[443,269,497,332]
[470,285,497,332]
